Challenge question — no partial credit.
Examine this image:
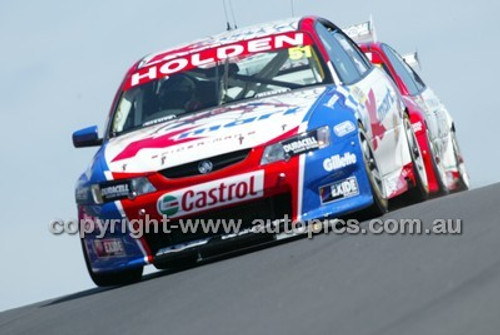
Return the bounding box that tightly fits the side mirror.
[402,52,421,71]
[72,126,103,148]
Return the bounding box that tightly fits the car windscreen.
[110,32,329,137]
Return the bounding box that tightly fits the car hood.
[104,87,327,174]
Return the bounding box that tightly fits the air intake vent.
[159,149,251,179]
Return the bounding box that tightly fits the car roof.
[137,17,304,69]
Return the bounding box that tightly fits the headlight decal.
[82,177,157,204]
[260,126,330,165]
[282,133,320,156]
[98,180,132,202]
[75,186,92,205]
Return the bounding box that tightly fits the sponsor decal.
[319,177,360,204]
[323,152,357,172]
[377,89,396,122]
[282,130,320,155]
[177,104,299,140]
[158,195,180,216]
[94,238,125,258]
[333,121,356,137]
[126,32,312,90]
[141,19,298,69]
[324,94,340,109]
[157,171,264,218]
[99,180,131,202]
[154,131,257,160]
[412,121,423,134]
[365,89,387,150]
[283,136,318,155]
[112,126,200,162]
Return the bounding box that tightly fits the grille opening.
[144,193,292,255]
[159,149,251,179]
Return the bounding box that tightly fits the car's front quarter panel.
[300,86,373,221]
[75,146,150,273]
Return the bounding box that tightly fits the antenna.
[228,0,238,29]
[222,0,232,31]
[416,48,422,71]
[415,47,424,71]
[290,0,295,16]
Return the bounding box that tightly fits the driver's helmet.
[158,74,196,110]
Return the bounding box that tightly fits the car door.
[315,22,407,184]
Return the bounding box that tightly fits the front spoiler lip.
[152,231,273,265]
[152,219,304,265]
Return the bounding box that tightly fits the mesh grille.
[158,149,251,179]
[144,193,291,254]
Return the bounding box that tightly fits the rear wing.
[342,17,377,43]
[402,52,421,71]
[344,17,423,71]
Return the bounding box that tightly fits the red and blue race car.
[73,16,430,286]
[345,20,469,194]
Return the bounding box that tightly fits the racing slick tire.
[358,124,388,218]
[403,114,430,203]
[81,239,143,287]
[426,127,449,196]
[451,128,469,192]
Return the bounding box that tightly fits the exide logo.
[157,171,264,218]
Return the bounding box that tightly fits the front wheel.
[427,128,449,196]
[359,125,388,218]
[404,114,430,203]
[451,129,469,192]
[81,239,143,287]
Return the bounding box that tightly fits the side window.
[409,66,426,91]
[333,33,371,75]
[315,23,361,84]
[368,50,399,86]
[382,44,424,96]
[381,62,398,85]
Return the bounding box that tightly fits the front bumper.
[79,128,375,272]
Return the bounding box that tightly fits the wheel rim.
[405,118,428,191]
[452,132,470,189]
[428,129,448,189]
[360,133,384,198]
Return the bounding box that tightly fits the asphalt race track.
[2,183,500,335]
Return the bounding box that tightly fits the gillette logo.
[323,152,357,172]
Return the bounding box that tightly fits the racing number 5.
[288,46,313,60]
